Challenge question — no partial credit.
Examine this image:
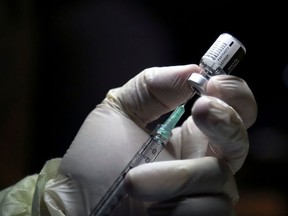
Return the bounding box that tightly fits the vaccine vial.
[188,33,246,95]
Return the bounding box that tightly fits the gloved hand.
[55,64,257,216]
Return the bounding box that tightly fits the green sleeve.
[0,158,62,216]
[0,174,38,216]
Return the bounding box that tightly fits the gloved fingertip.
[192,96,249,173]
[192,96,234,127]
[206,75,258,129]
[144,64,202,108]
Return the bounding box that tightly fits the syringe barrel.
[90,134,167,216]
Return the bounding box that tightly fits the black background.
[1,1,288,215]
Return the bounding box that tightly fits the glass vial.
[188,33,246,95]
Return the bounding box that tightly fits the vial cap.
[187,73,208,95]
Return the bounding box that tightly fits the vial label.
[202,33,246,74]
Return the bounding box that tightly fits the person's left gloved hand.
[47,64,257,216]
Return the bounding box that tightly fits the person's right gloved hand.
[48,64,257,216]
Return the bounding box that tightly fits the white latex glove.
[57,64,257,216]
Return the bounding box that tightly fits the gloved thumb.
[105,64,201,127]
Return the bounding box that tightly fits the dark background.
[1,1,288,215]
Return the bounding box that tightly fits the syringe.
[90,32,246,216]
[90,104,186,216]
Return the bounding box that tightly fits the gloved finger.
[105,64,201,127]
[191,96,249,173]
[205,75,258,129]
[124,157,238,204]
[146,195,236,216]
[171,75,257,172]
